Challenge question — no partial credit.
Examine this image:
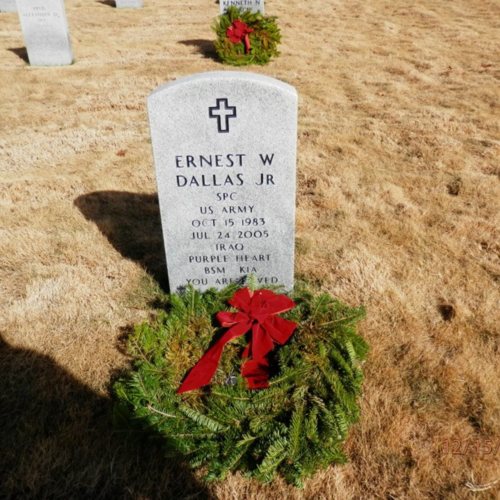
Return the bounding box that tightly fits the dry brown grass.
[1,0,499,498]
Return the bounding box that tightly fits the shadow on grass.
[74,191,169,292]
[97,0,116,7]
[179,39,218,61]
[0,334,213,499]
[7,47,29,64]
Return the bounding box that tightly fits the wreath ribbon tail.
[241,357,270,389]
[177,321,250,394]
[244,34,251,53]
[250,322,275,360]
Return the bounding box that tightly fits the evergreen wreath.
[213,6,281,66]
[114,281,368,486]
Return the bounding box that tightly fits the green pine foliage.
[113,283,368,486]
[213,7,281,66]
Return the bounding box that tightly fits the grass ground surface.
[0,0,499,498]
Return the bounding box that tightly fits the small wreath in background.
[213,6,281,66]
[114,282,368,486]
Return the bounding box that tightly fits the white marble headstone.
[116,0,143,8]
[16,0,73,66]
[220,0,264,15]
[0,0,16,12]
[148,72,297,292]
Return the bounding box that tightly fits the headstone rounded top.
[149,72,297,99]
[219,0,264,15]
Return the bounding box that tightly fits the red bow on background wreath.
[177,288,297,393]
[226,19,254,53]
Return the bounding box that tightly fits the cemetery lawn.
[0,0,498,498]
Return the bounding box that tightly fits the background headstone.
[115,0,143,8]
[148,72,297,292]
[220,0,264,14]
[17,0,73,66]
[0,0,16,12]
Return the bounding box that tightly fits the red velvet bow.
[177,288,297,393]
[226,19,254,53]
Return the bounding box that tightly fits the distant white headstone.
[16,0,73,66]
[0,0,16,12]
[220,0,264,15]
[148,72,297,292]
[115,0,143,8]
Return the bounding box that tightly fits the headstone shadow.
[97,0,116,7]
[74,191,169,291]
[179,39,218,61]
[0,334,213,499]
[7,47,29,63]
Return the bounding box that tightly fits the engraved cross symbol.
[208,98,237,133]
